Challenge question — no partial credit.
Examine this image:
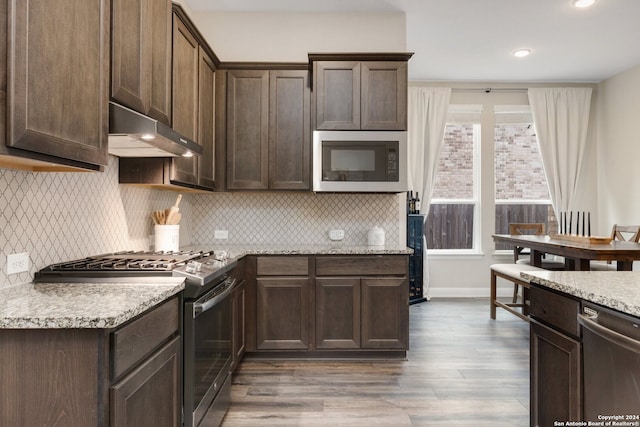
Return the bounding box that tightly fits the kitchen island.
[520,270,640,316]
[520,270,640,425]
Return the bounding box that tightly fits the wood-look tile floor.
[221,298,530,426]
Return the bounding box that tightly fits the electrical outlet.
[329,229,345,241]
[7,252,30,275]
[214,230,229,239]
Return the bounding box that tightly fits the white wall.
[597,64,640,232]
[187,11,406,62]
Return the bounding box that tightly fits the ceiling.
[184,0,640,83]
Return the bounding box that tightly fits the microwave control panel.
[387,146,399,181]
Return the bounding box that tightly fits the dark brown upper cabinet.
[225,67,310,191]
[111,0,172,126]
[310,53,412,131]
[170,11,200,187]
[0,0,109,172]
[118,5,220,192]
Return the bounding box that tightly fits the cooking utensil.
[165,194,182,225]
[168,212,181,225]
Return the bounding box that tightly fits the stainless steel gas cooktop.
[34,250,237,298]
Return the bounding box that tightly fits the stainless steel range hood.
[108,102,202,158]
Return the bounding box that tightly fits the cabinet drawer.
[529,285,580,337]
[112,297,180,379]
[257,256,309,276]
[316,256,407,276]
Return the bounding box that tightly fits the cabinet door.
[226,70,269,190]
[171,13,199,186]
[111,336,181,427]
[314,61,360,130]
[6,0,109,166]
[530,320,582,427]
[316,278,361,349]
[111,0,171,126]
[361,277,408,349]
[197,47,216,190]
[269,70,310,190]
[231,281,246,370]
[361,62,407,130]
[256,277,309,350]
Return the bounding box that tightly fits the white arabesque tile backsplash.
[1,156,402,289]
[192,192,402,246]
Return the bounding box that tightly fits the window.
[426,105,481,251]
[494,105,555,250]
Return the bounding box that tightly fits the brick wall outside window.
[495,124,550,200]
[430,123,550,200]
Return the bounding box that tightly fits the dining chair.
[509,223,565,303]
[591,224,640,270]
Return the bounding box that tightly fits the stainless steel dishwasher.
[579,301,640,421]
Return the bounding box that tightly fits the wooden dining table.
[492,234,640,271]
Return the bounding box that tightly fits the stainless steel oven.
[183,275,235,427]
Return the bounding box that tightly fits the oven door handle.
[193,277,236,317]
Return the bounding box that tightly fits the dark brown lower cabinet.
[246,255,409,355]
[361,277,408,349]
[256,277,310,350]
[529,285,582,426]
[231,279,246,370]
[111,337,181,427]
[315,276,408,350]
[0,297,181,426]
[316,277,361,349]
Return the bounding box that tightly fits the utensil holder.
[155,224,180,252]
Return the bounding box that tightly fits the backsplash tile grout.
[1,157,402,289]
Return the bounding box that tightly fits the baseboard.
[427,287,515,298]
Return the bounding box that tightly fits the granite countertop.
[185,244,414,257]
[0,277,185,329]
[1,245,410,330]
[521,270,640,317]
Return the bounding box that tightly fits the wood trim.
[221,62,309,70]
[308,52,414,62]
[171,3,220,67]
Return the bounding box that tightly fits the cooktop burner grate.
[40,250,212,272]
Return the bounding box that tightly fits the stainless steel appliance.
[312,130,407,192]
[184,275,234,427]
[579,302,640,421]
[108,102,203,158]
[35,250,237,427]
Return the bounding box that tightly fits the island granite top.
[521,270,640,317]
[0,278,185,329]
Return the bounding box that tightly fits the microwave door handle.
[193,278,236,317]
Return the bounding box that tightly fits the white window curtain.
[527,88,592,217]
[407,87,451,296]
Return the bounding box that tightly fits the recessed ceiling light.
[572,0,596,8]
[512,49,532,58]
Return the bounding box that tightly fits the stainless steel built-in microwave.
[312,130,408,192]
